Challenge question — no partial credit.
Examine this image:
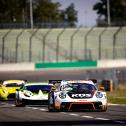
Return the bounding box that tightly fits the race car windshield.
[25,85,52,93]
[5,83,24,87]
[65,83,96,92]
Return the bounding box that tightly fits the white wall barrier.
[97,59,126,68]
[0,63,35,71]
[0,60,126,71]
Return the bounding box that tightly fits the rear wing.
[89,79,97,84]
[48,80,62,85]
[48,80,62,91]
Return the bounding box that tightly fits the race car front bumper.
[22,99,48,105]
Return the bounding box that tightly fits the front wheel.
[102,105,107,112]
[99,105,107,112]
[48,92,55,112]
[15,99,25,107]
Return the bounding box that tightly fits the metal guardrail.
[0,27,126,63]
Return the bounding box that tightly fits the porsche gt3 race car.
[48,80,107,112]
[0,80,25,100]
[15,82,53,106]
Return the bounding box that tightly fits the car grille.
[22,99,48,105]
[7,93,15,99]
[60,102,102,111]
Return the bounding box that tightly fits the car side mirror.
[51,86,56,91]
[16,89,19,91]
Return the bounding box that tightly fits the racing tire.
[48,92,55,112]
[15,99,25,107]
[102,106,107,112]
[99,105,107,112]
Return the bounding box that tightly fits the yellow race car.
[0,80,25,100]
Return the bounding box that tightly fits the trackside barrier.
[0,60,126,71]
[0,63,34,71]
[97,60,126,68]
[98,80,113,92]
[35,60,126,69]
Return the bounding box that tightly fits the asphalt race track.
[0,69,126,126]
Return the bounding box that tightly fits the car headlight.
[23,90,33,97]
[2,90,8,94]
[96,92,103,98]
[59,92,66,99]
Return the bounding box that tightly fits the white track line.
[26,106,32,109]
[31,107,39,110]
[108,103,126,106]
[11,104,15,107]
[40,108,46,111]
[114,121,126,124]
[81,115,94,119]
[69,113,79,116]
[95,118,110,120]
[24,106,126,124]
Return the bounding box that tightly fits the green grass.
[107,85,126,104]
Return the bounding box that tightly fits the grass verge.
[107,85,126,104]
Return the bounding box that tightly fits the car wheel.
[15,99,25,107]
[48,92,55,112]
[103,105,107,112]
[100,105,107,112]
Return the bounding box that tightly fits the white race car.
[15,82,53,106]
[48,80,107,112]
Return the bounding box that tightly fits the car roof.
[3,80,25,85]
[25,82,53,86]
[62,80,95,85]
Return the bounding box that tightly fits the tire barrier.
[99,80,113,92]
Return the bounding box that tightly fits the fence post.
[84,27,93,60]
[15,30,24,63]
[29,29,38,62]
[2,30,11,63]
[42,29,52,63]
[98,28,107,60]
[56,28,65,62]
[70,28,80,61]
[113,27,121,59]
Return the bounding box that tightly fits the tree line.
[93,0,126,26]
[0,0,77,27]
[0,0,126,27]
